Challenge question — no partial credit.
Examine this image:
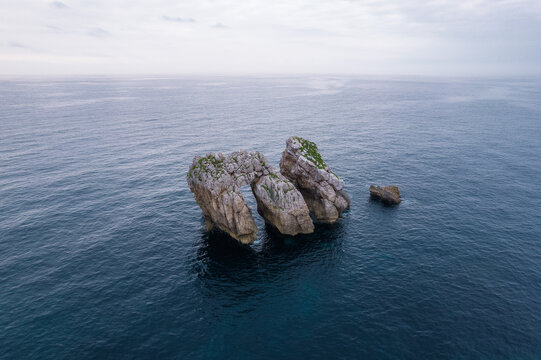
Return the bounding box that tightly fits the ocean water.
[1,76,541,359]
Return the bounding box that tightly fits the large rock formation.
[280,136,350,223]
[369,185,401,204]
[187,150,314,244]
[252,173,314,236]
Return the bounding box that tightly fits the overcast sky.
[1,0,540,76]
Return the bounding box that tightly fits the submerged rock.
[280,136,350,223]
[187,150,313,244]
[369,185,401,204]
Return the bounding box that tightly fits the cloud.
[87,27,111,38]
[5,42,42,53]
[1,0,541,75]
[46,25,64,33]
[8,42,31,49]
[50,1,69,9]
[211,22,229,29]
[163,16,196,23]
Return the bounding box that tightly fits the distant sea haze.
[1,76,540,359]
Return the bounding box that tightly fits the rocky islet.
[187,149,314,244]
[369,185,401,205]
[187,136,354,244]
[280,136,351,223]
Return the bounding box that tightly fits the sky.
[1,0,540,76]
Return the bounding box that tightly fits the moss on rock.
[295,136,328,170]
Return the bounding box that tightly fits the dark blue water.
[1,76,541,359]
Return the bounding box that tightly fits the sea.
[1,76,540,359]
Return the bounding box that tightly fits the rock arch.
[187,137,350,244]
[187,150,314,244]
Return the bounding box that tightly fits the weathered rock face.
[187,150,314,244]
[280,136,350,223]
[252,173,314,235]
[369,185,401,204]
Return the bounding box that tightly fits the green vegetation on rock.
[261,184,274,201]
[295,136,327,170]
[189,154,226,181]
[295,136,341,179]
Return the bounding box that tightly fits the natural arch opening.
[238,185,265,235]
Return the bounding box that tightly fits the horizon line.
[1,72,541,81]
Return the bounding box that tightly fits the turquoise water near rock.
[1,76,541,359]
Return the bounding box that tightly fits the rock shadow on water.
[369,195,402,208]
[192,218,347,294]
[261,220,347,252]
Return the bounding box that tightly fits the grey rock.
[280,136,350,223]
[252,173,314,236]
[187,150,314,244]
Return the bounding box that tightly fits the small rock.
[369,185,401,205]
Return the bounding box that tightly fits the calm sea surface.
[1,76,541,359]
